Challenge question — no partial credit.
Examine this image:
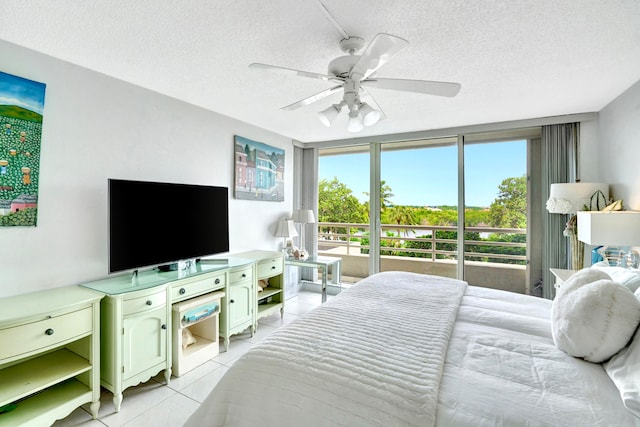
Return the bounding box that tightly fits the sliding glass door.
[379,138,459,278]
[317,128,539,293]
[463,137,528,293]
[318,145,370,280]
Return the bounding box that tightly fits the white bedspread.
[436,286,639,427]
[186,271,467,427]
[186,272,640,427]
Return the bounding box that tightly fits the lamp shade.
[318,104,340,127]
[546,183,609,214]
[274,218,298,238]
[359,102,381,127]
[577,211,640,246]
[347,114,364,133]
[292,209,316,224]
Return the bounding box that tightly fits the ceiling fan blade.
[349,33,409,80]
[360,87,386,121]
[314,0,349,40]
[249,63,332,81]
[362,78,461,97]
[281,85,343,111]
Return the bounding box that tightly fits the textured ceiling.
[1,0,639,143]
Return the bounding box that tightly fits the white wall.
[0,40,293,298]
[578,119,600,182]
[597,79,640,210]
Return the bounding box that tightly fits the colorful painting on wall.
[0,71,46,227]
[234,135,284,202]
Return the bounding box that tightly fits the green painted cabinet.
[219,264,255,350]
[99,286,171,412]
[0,286,103,426]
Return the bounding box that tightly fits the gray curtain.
[293,145,318,283]
[541,123,579,299]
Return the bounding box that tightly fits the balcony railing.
[317,222,526,263]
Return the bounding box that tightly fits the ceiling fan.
[249,1,462,133]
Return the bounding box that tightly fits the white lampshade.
[317,104,341,127]
[347,113,364,133]
[359,102,381,127]
[577,211,640,246]
[546,183,609,214]
[274,218,298,238]
[292,209,316,224]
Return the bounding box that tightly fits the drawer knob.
[242,273,246,278]
[179,288,186,295]
[215,278,220,284]
[45,328,54,336]
[230,299,235,303]
[146,300,152,306]
[271,266,276,270]
[161,324,167,330]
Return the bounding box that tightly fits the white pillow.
[551,269,640,363]
[591,264,640,292]
[555,268,609,300]
[605,325,640,418]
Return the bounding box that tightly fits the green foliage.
[488,176,527,229]
[318,176,527,265]
[383,205,418,236]
[0,106,43,123]
[364,179,394,211]
[466,233,526,264]
[318,177,367,224]
[423,209,457,226]
[0,208,37,226]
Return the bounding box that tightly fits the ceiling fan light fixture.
[317,104,342,127]
[347,112,364,133]
[358,102,381,126]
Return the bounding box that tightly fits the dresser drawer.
[257,258,283,278]
[123,291,166,316]
[170,273,226,302]
[229,266,253,283]
[0,307,93,360]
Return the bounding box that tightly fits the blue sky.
[319,140,526,207]
[0,71,47,114]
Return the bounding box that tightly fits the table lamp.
[292,209,316,260]
[274,218,298,257]
[546,182,608,269]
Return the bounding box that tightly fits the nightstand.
[550,268,578,290]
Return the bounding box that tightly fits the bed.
[185,271,640,427]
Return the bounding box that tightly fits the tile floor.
[52,290,329,427]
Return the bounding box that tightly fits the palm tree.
[386,205,418,237]
[363,180,394,211]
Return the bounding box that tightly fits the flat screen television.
[108,178,229,273]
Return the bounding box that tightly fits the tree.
[318,177,367,224]
[384,205,418,236]
[488,176,527,229]
[364,180,394,211]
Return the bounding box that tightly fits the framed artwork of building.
[234,135,284,202]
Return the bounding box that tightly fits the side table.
[286,255,342,303]
[550,268,578,292]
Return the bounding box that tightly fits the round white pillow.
[551,273,640,363]
[555,268,610,297]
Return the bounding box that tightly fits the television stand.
[157,263,178,272]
